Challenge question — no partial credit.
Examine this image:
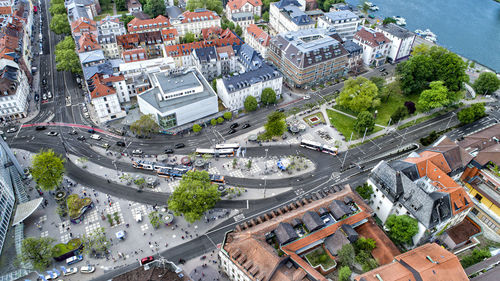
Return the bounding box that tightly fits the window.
[475,193,483,202]
[471,208,479,216]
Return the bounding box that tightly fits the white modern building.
[353,27,391,67]
[89,82,126,123]
[226,0,262,19]
[269,0,314,35]
[376,23,416,63]
[137,68,218,129]
[317,10,360,40]
[170,9,221,37]
[243,24,270,58]
[216,64,282,110]
[0,60,30,122]
[97,16,126,36]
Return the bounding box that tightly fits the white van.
[90,134,101,140]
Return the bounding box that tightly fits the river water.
[345,0,500,72]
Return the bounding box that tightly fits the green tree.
[473,72,500,95]
[210,118,217,126]
[235,24,243,36]
[337,244,355,268]
[370,76,386,93]
[412,44,430,56]
[130,114,160,136]
[390,106,407,123]
[418,81,451,111]
[99,0,112,11]
[223,112,233,120]
[18,237,55,271]
[337,77,380,113]
[338,266,352,281]
[167,170,220,223]
[244,95,258,112]
[261,88,277,105]
[50,13,71,34]
[49,3,66,15]
[458,103,486,124]
[186,0,223,15]
[116,0,127,11]
[144,0,166,18]
[264,111,286,137]
[354,237,376,252]
[385,214,419,245]
[355,183,373,200]
[82,227,109,256]
[211,79,217,92]
[362,258,379,272]
[396,54,435,95]
[429,46,468,92]
[192,124,202,133]
[460,248,491,268]
[51,0,65,4]
[148,211,161,228]
[254,14,260,22]
[383,17,397,25]
[354,111,375,134]
[183,32,196,43]
[55,36,82,74]
[381,80,402,102]
[31,149,65,191]
[262,11,269,22]
[217,117,224,124]
[120,14,135,26]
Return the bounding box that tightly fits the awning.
[12,198,43,226]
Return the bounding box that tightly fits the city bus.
[132,160,155,170]
[215,143,240,150]
[156,167,191,178]
[195,148,235,157]
[209,174,225,184]
[300,139,338,155]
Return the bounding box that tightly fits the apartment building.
[70,17,98,38]
[269,0,314,35]
[353,27,391,67]
[87,74,126,122]
[0,59,29,122]
[127,0,142,12]
[229,12,254,29]
[127,15,172,34]
[116,31,165,60]
[226,0,262,19]
[170,9,221,37]
[66,0,101,22]
[243,24,270,58]
[268,28,348,89]
[97,16,126,36]
[98,34,120,59]
[317,10,360,40]
[216,45,238,76]
[376,23,416,63]
[342,40,363,74]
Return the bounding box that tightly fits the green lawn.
[304,247,337,269]
[326,109,382,140]
[303,112,326,127]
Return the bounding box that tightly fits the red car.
[140,256,154,265]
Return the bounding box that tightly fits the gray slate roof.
[231,12,254,21]
[340,224,358,243]
[342,40,362,55]
[378,23,415,39]
[275,222,298,245]
[282,5,312,26]
[389,160,420,181]
[324,229,350,256]
[79,50,105,64]
[328,200,352,220]
[222,63,281,93]
[302,211,324,232]
[193,46,217,63]
[323,10,358,22]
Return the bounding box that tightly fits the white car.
[132,149,143,155]
[6,128,17,133]
[63,267,78,276]
[80,265,95,273]
[303,95,311,100]
[47,131,59,136]
[47,91,52,99]
[42,94,47,100]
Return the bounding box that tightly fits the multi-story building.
[367,149,473,246]
[376,23,416,63]
[220,184,374,281]
[70,17,98,38]
[97,15,126,36]
[170,9,221,37]
[216,63,282,110]
[243,24,270,58]
[0,59,30,122]
[216,45,237,76]
[229,12,254,29]
[317,10,360,40]
[226,0,262,19]
[192,46,218,80]
[78,49,105,67]
[122,48,148,63]
[355,243,469,281]
[161,28,179,45]
[116,31,165,60]
[127,15,172,34]
[87,74,126,122]
[127,0,142,13]
[65,0,101,22]
[137,68,218,129]
[101,75,129,103]
[269,0,314,35]
[98,34,120,59]
[353,27,391,67]
[268,28,348,88]
[342,40,363,74]
[77,33,101,53]
[0,140,17,255]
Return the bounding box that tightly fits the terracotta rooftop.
[90,82,116,99]
[0,6,11,15]
[165,35,243,58]
[101,75,125,83]
[77,33,101,53]
[444,216,481,245]
[127,15,171,33]
[161,28,178,41]
[179,10,220,24]
[458,123,500,152]
[356,243,469,281]
[122,48,147,62]
[216,45,235,57]
[71,17,97,33]
[354,27,391,48]
[246,24,270,47]
[226,0,263,10]
[404,151,452,176]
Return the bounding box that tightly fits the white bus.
[215,143,240,150]
[300,139,338,155]
[195,148,235,157]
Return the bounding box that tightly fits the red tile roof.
[226,0,263,10]
[71,18,97,34]
[127,15,171,33]
[0,6,11,15]
[355,27,391,48]
[246,24,270,47]
[90,83,116,99]
[122,48,147,62]
[77,33,101,53]
[179,10,220,23]
[161,28,178,41]
[165,35,243,58]
[102,75,125,83]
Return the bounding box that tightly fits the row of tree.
[49,0,71,35]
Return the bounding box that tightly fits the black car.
[88,128,95,134]
[165,148,174,154]
[35,126,46,131]
[379,68,386,72]
[77,135,85,141]
[276,108,285,113]
[228,129,236,134]
[242,123,251,129]
[69,130,77,135]
[116,141,126,147]
[174,143,185,149]
[230,123,239,129]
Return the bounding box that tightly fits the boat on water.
[392,16,406,26]
[414,29,438,43]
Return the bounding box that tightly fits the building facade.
[170,9,221,37]
[226,0,262,18]
[97,16,126,36]
[375,23,416,63]
[268,28,348,89]
[269,0,314,35]
[353,27,391,67]
[317,10,360,40]
[244,24,270,58]
[0,59,30,122]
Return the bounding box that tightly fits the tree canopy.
[55,36,82,74]
[418,81,452,111]
[473,72,500,95]
[337,243,355,268]
[223,112,233,120]
[369,76,386,93]
[192,124,202,133]
[82,227,109,256]
[186,0,223,15]
[385,214,419,245]
[210,118,217,126]
[115,0,127,11]
[261,88,277,105]
[130,114,160,136]
[18,237,55,271]
[183,32,196,43]
[31,149,65,191]
[355,183,373,200]
[338,266,352,281]
[457,103,486,124]
[390,106,407,123]
[354,111,375,134]
[460,248,491,268]
[382,17,397,25]
[167,170,220,223]
[120,14,135,26]
[264,111,286,137]
[144,0,166,18]
[49,3,66,15]
[244,95,258,112]
[337,77,380,113]
[50,13,71,34]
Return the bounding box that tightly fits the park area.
[326,109,382,140]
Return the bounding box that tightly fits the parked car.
[87,128,95,134]
[303,95,311,100]
[230,123,239,129]
[242,123,251,129]
[379,67,386,72]
[47,91,52,99]
[47,131,58,136]
[42,94,47,100]
[80,265,95,273]
[34,94,39,101]
[116,141,125,147]
[164,148,174,154]
[174,143,185,149]
[132,149,143,155]
[276,108,285,112]
[35,126,46,131]
[6,128,17,133]
[66,255,83,265]
[77,135,85,141]
[90,134,101,140]
[63,267,78,276]
[228,129,236,135]
[69,130,77,135]
[140,256,154,265]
